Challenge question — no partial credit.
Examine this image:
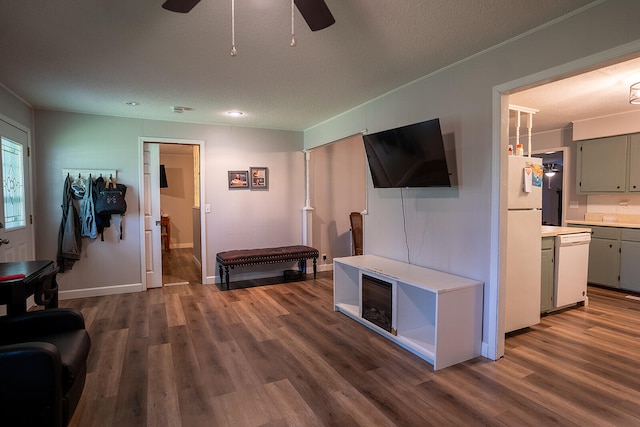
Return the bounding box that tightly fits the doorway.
[0,117,34,262]
[139,137,206,290]
[533,149,566,226]
[159,143,201,285]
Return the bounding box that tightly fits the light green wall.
[302,0,640,359]
[34,110,304,291]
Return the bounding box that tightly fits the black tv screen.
[362,118,451,188]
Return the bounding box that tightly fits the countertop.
[565,220,640,229]
[541,225,591,237]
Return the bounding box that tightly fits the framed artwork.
[228,170,249,189]
[250,167,269,189]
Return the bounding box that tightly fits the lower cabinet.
[620,229,640,292]
[540,237,554,312]
[569,224,640,291]
[588,235,620,288]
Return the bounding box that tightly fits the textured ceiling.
[0,0,605,131]
[509,56,640,135]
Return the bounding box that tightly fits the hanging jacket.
[57,175,82,272]
[80,175,97,239]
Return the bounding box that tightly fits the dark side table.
[0,260,57,316]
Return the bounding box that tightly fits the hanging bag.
[95,179,127,215]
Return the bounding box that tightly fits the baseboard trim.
[169,243,194,250]
[59,283,143,300]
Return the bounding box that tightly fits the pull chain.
[230,0,237,56]
[291,0,296,47]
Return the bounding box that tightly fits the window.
[1,137,26,229]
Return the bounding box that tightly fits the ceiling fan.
[162,0,335,31]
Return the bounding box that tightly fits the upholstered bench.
[216,245,319,290]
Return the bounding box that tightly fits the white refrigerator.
[505,156,542,333]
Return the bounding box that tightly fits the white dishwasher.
[554,232,591,308]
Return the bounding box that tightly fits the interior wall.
[34,110,304,293]
[160,147,195,249]
[0,86,31,127]
[302,0,640,359]
[309,134,367,266]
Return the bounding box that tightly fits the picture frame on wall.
[250,167,269,189]
[228,170,249,189]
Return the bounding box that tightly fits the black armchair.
[0,308,91,427]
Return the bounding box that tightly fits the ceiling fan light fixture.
[630,82,640,104]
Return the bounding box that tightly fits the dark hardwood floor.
[162,248,201,285]
[62,275,640,426]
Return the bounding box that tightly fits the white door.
[0,119,33,262]
[144,143,162,288]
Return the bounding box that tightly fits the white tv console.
[333,254,483,370]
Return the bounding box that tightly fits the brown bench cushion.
[216,245,318,267]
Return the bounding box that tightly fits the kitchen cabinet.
[576,134,640,194]
[586,226,620,288]
[629,134,640,192]
[620,228,640,291]
[570,224,640,291]
[577,135,627,193]
[540,237,554,312]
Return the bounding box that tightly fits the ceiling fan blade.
[162,0,201,13]
[294,0,335,31]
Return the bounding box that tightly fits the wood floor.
[62,275,640,427]
[162,248,201,285]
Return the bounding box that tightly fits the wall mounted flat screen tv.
[362,118,451,188]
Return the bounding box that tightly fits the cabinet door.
[577,136,627,193]
[629,135,640,192]
[588,238,620,288]
[620,241,640,292]
[540,247,554,312]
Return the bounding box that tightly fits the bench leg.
[219,265,223,287]
[313,257,317,279]
[225,266,230,290]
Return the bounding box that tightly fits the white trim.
[138,137,206,290]
[59,283,143,300]
[169,243,194,250]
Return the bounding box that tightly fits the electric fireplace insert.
[361,274,393,333]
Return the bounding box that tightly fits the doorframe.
[138,137,206,290]
[492,40,640,360]
[0,113,35,260]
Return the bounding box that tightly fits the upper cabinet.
[577,134,640,194]
[629,134,640,192]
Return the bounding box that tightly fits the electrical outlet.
[322,254,327,261]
